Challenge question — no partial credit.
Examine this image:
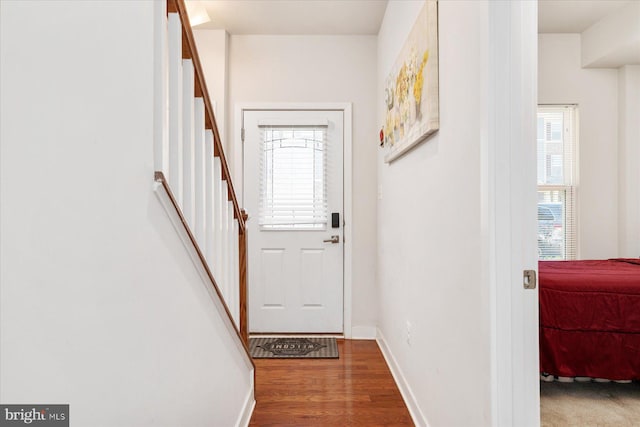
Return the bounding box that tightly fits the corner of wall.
[350,325,378,340]
[376,329,430,427]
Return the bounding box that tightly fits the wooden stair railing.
[155,172,249,347]
[156,0,250,350]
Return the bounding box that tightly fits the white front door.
[243,110,344,333]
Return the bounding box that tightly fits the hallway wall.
[226,35,379,336]
[376,2,491,425]
[194,29,229,143]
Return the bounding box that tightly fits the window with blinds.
[258,126,327,230]
[537,105,578,260]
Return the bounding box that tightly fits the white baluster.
[232,217,239,324]
[167,14,183,206]
[182,59,195,229]
[227,202,235,315]
[220,182,229,301]
[193,98,205,247]
[153,0,168,173]
[213,157,223,282]
[205,131,215,272]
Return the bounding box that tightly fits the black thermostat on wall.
[332,213,339,228]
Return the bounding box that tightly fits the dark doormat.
[249,337,339,359]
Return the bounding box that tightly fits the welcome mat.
[249,337,339,359]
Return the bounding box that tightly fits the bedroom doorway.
[537,1,640,424]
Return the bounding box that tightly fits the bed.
[539,258,640,380]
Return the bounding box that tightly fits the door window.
[259,127,327,230]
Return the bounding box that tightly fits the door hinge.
[523,270,537,289]
[241,127,245,142]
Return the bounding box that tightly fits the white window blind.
[258,126,327,230]
[537,105,578,260]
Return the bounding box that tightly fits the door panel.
[300,249,324,307]
[260,249,285,307]
[243,110,344,333]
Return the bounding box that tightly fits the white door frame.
[484,1,539,426]
[235,102,354,338]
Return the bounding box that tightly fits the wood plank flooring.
[249,339,414,426]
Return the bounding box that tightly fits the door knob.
[323,235,340,244]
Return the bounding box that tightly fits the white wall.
[377,2,491,425]
[539,34,619,259]
[227,35,379,335]
[618,65,640,257]
[0,2,252,426]
[193,29,229,143]
[581,1,640,68]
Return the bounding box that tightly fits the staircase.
[152,0,250,348]
[0,0,255,424]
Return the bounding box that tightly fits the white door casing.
[484,1,540,426]
[243,109,344,333]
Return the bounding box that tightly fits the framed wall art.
[383,1,439,163]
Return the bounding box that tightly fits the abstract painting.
[383,1,439,163]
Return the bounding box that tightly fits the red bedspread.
[539,259,640,380]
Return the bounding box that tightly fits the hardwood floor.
[249,339,414,426]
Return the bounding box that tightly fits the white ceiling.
[538,0,630,33]
[191,0,389,35]
[192,1,632,36]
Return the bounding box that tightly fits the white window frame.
[537,105,579,260]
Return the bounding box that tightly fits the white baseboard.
[236,383,256,427]
[376,328,430,427]
[250,334,344,338]
[350,325,378,340]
